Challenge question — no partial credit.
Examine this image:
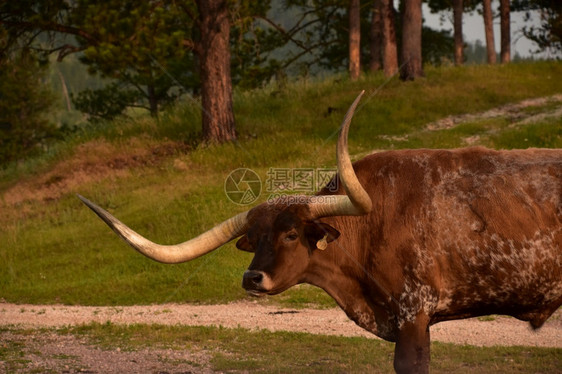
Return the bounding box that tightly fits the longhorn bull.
[79,92,562,373]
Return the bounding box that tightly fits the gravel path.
[1,301,560,348]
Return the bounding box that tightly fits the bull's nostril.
[251,272,263,284]
[243,270,264,288]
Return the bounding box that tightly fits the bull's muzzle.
[242,270,267,296]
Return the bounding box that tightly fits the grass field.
[1,61,561,307]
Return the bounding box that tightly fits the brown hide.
[243,147,561,345]
[310,147,562,338]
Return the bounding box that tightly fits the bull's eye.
[284,233,299,242]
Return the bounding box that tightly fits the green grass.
[489,117,562,149]
[0,61,561,306]
[2,324,560,373]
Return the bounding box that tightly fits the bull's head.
[79,92,372,296]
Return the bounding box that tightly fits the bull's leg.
[393,314,430,374]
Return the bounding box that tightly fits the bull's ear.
[305,222,340,250]
[236,235,255,253]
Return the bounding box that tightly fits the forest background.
[0,0,560,166]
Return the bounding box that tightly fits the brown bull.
[79,92,562,374]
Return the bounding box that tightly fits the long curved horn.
[78,194,249,264]
[309,91,373,218]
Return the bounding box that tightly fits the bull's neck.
[303,239,398,341]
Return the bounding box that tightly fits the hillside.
[1,62,561,307]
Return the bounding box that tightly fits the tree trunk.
[196,0,236,143]
[500,0,510,63]
[453,0,463,65]
[57,69,72,112]
[482,0,496,64]
[369,0,383,72]
[349,0,361,80]
[147,84,158,118]
[400,0,423,81]
[380,0,398,77]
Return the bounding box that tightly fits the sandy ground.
[1,301,560,348]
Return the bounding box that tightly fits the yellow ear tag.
[316,234,328,250]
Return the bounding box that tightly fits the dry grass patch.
[1,138,190,206]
